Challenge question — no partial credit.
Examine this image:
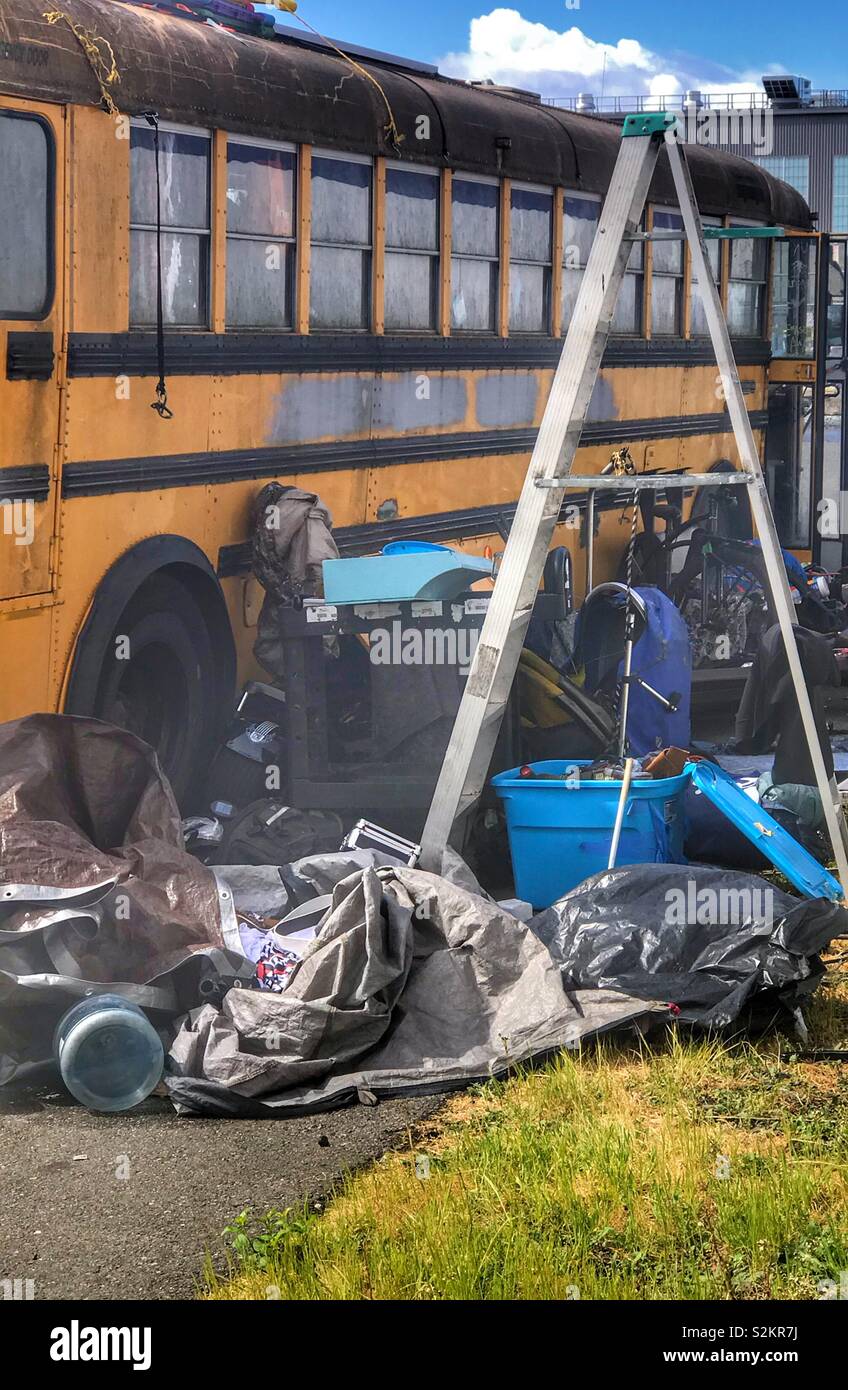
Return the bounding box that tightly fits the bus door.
[818,235,847,570]
[0,96,64,600]
[765,231,821,560]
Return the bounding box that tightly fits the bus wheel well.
[65,537,236,805]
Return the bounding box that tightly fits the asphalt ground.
[0,1087,442,1300]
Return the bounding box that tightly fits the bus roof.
[1,0,812,228]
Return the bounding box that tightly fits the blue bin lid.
[382,541,450,555]
[381,540,493,573]
[688,761,844,901]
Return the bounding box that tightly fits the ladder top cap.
[622,112,678,137]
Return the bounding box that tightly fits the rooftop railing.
[544,91,848,113]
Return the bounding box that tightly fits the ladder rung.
[536,473,755,490]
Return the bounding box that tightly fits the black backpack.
[216,800,344,867]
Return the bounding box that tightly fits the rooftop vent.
[682,89,704,109]
[471,80,542,102]
[575,92,596,112]
[762,74,812,107]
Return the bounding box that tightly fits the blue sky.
[295,2,848,98]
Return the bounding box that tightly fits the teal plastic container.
[54,994,164,1113]
[492,759,690,908]
[322,541,494,604]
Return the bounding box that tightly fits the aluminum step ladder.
[420,112,848,889]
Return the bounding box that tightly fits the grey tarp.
[167,865,664,1117]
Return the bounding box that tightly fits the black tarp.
[531,862,847,1030]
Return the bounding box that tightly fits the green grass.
[205,959,848,1301]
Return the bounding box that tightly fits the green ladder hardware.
[628,226,785,242]
[419,115,848,893]
[622,112,678,137]
[704,226,784,238]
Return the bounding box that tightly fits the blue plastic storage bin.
[492,759,690,908]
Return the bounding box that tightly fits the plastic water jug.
[54,995,164,1112]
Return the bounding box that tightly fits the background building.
[546,78,848,232]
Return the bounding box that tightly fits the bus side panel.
[69,105,129,333]
[0,606,54,721]
[0,95,66,602]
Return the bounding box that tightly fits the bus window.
[129,124,211,328]
[309,152,372,330]
[508,183,552,333]
[384,165,439,332]
[827,242,846,359]
[611,222,644,334]
[451,175,499,332]
[728,219,768,337]
[690,215,721,335]
[0,112,51,320]
[770,237,817,358]
[692,459,753,541]
[765,382,813,547]
[226,140,296,329]
[821,379,843,570]
[561,193,600,332]
[650,207,684,336]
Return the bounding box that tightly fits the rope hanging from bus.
[43,8,121,115]
[285,7,404,152]
[142,111,174,420]
[105,0,404,153]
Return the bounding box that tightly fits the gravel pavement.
[0,1088,443,1300]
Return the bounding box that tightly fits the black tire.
[91,574,221,805]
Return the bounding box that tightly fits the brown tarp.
[0,715,245,1086]
[0,714,224,981]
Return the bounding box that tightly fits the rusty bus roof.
[0,0,812,227]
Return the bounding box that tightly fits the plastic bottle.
[54,995,164,1113]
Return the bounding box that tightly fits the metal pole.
[617,634,633,763]
[586,489,596,594]
[608,757,634,868]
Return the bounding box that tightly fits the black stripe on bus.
[6,332,54,381]
[66,331,772,378]
[0,464,50,502]
[218,474,726,579]
[61,411,768,499]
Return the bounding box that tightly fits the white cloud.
[439,9,772,101]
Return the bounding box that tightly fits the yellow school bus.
[0,0,821,798]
